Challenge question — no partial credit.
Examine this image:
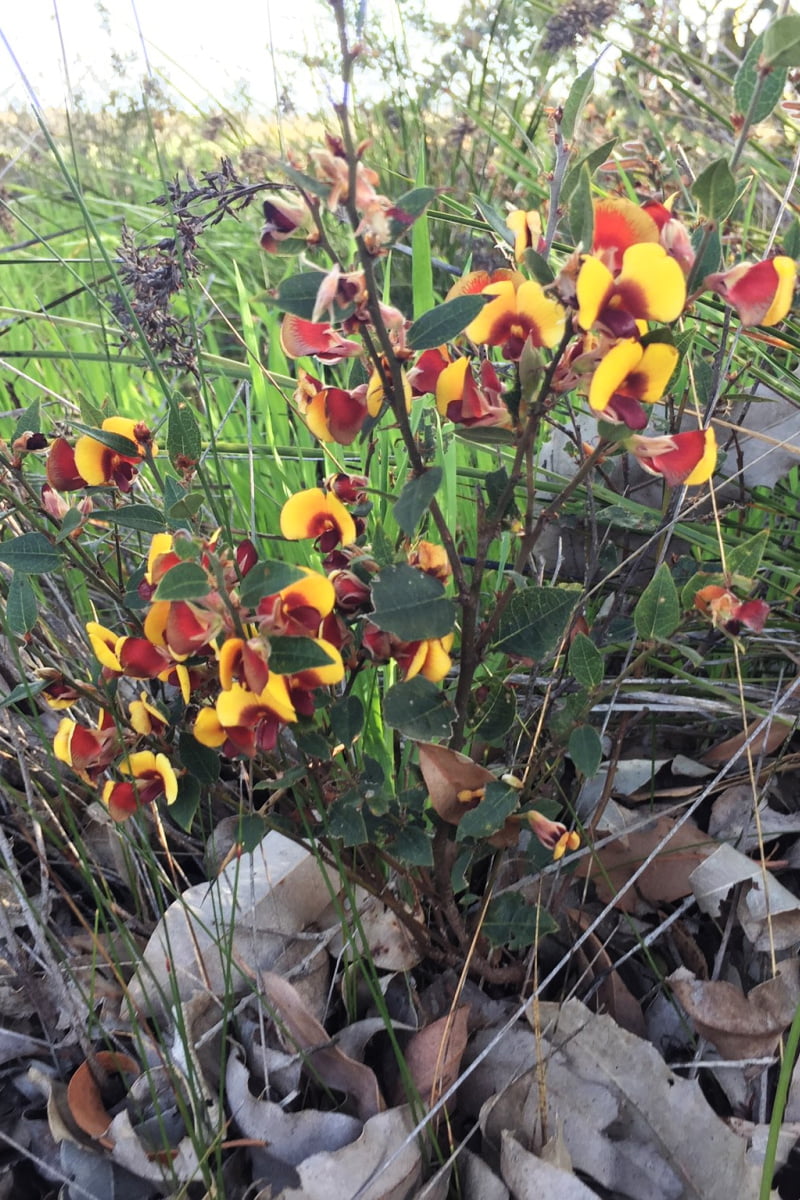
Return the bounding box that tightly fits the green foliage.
[370,565,455,640]
[634,565,681,641]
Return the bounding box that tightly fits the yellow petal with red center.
[129,694,166,735]
[102,780,138,821]
[194,706,227,747]
[86,621,123,671]
[53,718,75,765]
[446,268,514,300]
[217,681,296,729]
[280,570,336,620]
[279,489,357,546]
[259,672,298,722]
[637,342,679,401]
[684,426,717,486]
[435,358,470,417]
[506,209,542,262]
[304,390,336,442]
[293,638,345,687]
[218,637,245,690]
[144,601,170,647]
[119,750,158,777]
[74,418,142,486]
[762,257,797,326]
[154,753,179,803]
[576,256,614,330]
[147,533,174,583]
[617,243,686,323]
[464,279,516,344]
[515,280,567,348]
[589,339,643,414]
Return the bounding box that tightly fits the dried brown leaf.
[66,1051,140,1148]
[260,970,384,1120]
[568,910,645,1037]
[668,964,800,1059]
[576,816,717,912]
[702,716,792,764]
[392,1006,469,1108]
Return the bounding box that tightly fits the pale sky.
[1,0,450,114]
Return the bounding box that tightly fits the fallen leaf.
[668,963,800,1059]
[708,782,800,849]
[690,842,800,951]
[128,831,338,1013]
[576,816,717,913]
[260,971,384,1120]
[66,1052,140,1148]
[500,1130,597,1199]
[226,1051,362,1163]
[568,910,646,1037]
[270,1105,422,1200]
[392,1006,469,1108]
[321,889,422,972]
[702,716,792,764]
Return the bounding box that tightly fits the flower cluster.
[266,155,797,489]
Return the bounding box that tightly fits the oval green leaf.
[407,294,488,351]
[393,467,443,535]
[0,533,62,574]
[370,565,455,641]
[153,561,211,601]
[633,563,680,641]
[383,677,455,740]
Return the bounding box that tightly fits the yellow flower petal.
[279,489,357,546]
[576,255,614,331]
[684,426,717,486]
[194,706,227,747]
[762,256,797,326]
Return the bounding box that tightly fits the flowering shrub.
[1,7,797,969]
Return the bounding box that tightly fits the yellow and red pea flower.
[53,712,119,779]
[628,427,717,487]
[129,693,170,737]
[280,314,362,363]
[394,633,455,684]
[144,598,222,659]
[259,195,309,253]
[588,337,679,429]
[258,568,337,636]
[407,541,451,583]
[194,676,298,757]
[280,488,358,550]
[693,586,769,635]
[295,370,368,445]
[73,417,154,493]
[102,751,178,822]
[640,199,695,277]
[218,635,271,695]
[435,357,511,427]
[462,273,567,361]
[365,363,412,419]
[528,809,581,859]
[591,196,660,273]
[704,257,796,328]
[45,438,88,492]
[577,243,687,334]
[408,346,452,397]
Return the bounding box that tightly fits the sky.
[1,0,458,116]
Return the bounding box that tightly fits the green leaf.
[169,775,201,832]
[167,402,202,469]
[178,732,220,785]
[153,561,210,601]
[762,14,800,67]
[328,795,369,846]
[370,564,455,641]
[633,563,680,640]
[0,533,62,574]
[521,248,554,285]
[561,137,616,205]
[393,467,443,535]
[383,678,455,740]
[454,426,516,447]
[569,724,603,777]
[330,695,364,746]
[411,152,435,318]
[472,685,516,743]
[568,632,603,688]
[784,220,800,260]
[388,825,434,867]
[456,780,518,842]
[691,158,736,222]
[726,530,770,579]
[734,31,787,121]
[267,635,335,675]
[90,504,167,534]
[238,560,306,608]
[569,163,594,250]
[407,294,488,351]
[6,572,38,634]
[681,571,723,608]
[483,893,558,950]
[494,586,580,660]
[72,422,140,457]
[688,225,722,292]
[275,270,357,323]
[389,186,437,241]
[0,679,49,709]
[561,64,594,142]
[54,508,85,543]
[275,159,332,199]
[473,196,514,246]
[13,399,41,441]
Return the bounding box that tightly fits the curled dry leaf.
[416,741,518,847]
[668,963,800,1059]
[66,1051,140,1149]
[226,1051,363,1164]
[320,888,422,972]
[260,970,384,1120]
[390,1005,469,1108]
[500,1130,598,1200]
[575,815,717,913]
[689,843,800,951]
[701,714,792,764]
